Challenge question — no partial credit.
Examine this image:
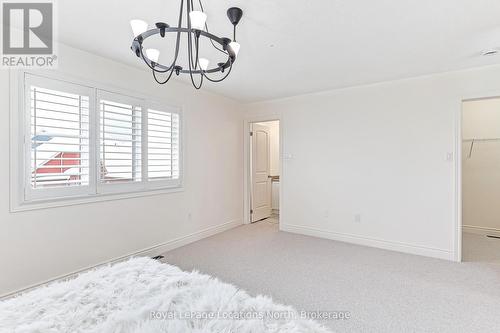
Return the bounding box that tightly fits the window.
[98,92,143,189]
[25,74,95,201]
[147,107,180,186]
[19,73,182,205]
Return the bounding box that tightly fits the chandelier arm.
[192,34,200,70]
[152,66,176,84]
[187,54,204,90]
[169,0,185,68]
[139,45,232,75]
[197,0,227,55]
[186,0,203,89]
[187,42,204,89]
[139,28,229,51]
[189,0,228,80]
[187,0,199,71]
[208,33,228,54]
[138,0,185,73]
[201,59,233,82]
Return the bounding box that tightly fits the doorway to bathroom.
[248,120,280,225]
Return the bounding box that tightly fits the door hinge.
[249,131,253,136]
[250,209,253,214]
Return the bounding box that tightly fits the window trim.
[10,70,184,212]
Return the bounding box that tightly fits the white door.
[251,124,272,222]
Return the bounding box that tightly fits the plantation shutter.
[98,91,143,186]
[21,74,184,205]
[147,108,180,182]
[28,77,92,193]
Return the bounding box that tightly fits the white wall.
[256,121,280,176]
[246,64,500,261]
[462,98,500,233]
[0,44,244,296]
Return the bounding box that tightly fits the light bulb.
[229,42,240,57]
[189,11,207,30]
[198,58,209,71]
[130,19,148,37]
[146,49,160,63]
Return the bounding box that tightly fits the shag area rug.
[0,257,330,332]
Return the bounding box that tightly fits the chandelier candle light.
[130,0,243,89]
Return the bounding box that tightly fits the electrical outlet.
[187,213,192,221]
[323,210,329,218]
[354,214,361,223]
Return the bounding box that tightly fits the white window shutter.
[147,108,180,182]
[26,74,95,201]
[21,74,183,207]
[98,91,143,188]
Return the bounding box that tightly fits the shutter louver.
[99,98,142,184]
[30,86,90,189]
[147,109,180,180]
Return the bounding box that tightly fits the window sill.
[10,186,184,213]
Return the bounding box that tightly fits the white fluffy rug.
[0,257,330,332]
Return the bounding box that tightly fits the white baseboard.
[140,219,242,257]
[0,219,242,300]
[281,224,454,261]
[463,225,500,236]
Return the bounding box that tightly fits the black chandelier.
[130,0,243,89]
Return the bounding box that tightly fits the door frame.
[244,115,283,225]
[456,92,500,262]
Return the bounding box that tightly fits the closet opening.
[461,97,500,263]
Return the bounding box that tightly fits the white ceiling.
[58,0,500,103]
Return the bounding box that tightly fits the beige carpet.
[162,220,500,332]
